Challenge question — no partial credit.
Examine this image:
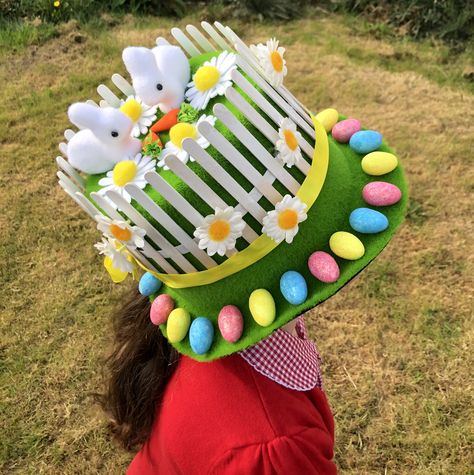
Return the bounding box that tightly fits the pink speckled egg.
[332,118,361,143]
[218,305,244,343]
[150,294,175,326]
[308,251,340,283]
[362,181,402,206]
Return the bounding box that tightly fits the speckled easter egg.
[150,294,175,326]
[349,130,382,154]
[249,289,276,327]
[189,317,214,355]
[308,251,340,283]
[361,151,398,176]
[218,305,244,343]
[280,271,308,305]
[329,231,365,260]
[362,181,402,206]
[166,308,191,343]
[349,208,389,234]
[315,108,339,132]
[331,118,361,143]
[138,272,162,296]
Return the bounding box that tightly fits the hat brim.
[160,134,408,361]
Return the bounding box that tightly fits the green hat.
[57,22,408,361]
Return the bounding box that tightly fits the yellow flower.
[53,0,60,7]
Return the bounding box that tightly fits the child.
[56,21,407,474]
[101,291,336,474]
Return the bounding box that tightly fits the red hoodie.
[127,353,337,474]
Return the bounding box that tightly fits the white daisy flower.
[185,51,236,110]
[275,117,303,168]
[158,114,217,170]
[262,195,307,244]
[250,38,287,88]
[97,153,156,209]
[94,237,135,273]
[119,95,158,137]
[96,215,146,249]
[194,207,245,256]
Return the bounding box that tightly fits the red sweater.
[128,354,337,474]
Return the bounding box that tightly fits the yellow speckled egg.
[249,289,276,327]
[315,108,339,132]
[329,231,365,260]
[166,308,191,343]
[361,151,398,176]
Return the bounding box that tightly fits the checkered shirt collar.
[239,317,323,391]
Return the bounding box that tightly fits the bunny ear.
[68,102,102,130]
[122,46,158,78]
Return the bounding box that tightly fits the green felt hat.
[57,22,408,361]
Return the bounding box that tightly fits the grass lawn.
[1,11,473,474]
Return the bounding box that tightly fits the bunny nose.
[120,98,142,122]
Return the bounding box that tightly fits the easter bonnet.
[56,22,408,361]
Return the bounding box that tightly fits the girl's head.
[98,288,178,450]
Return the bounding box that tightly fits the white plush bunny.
[66,103,142,174]
[122,44,190,113]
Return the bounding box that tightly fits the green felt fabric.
[84,51,408,361]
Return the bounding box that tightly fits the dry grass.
[1,12,473,474]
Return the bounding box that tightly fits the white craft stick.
[57,172,96,219]
[99,99,109,108]
[59,184,93,218]
[145,171,205,228]
[125,184,217,269]
[213,103,300,195]
[90,191,175,274]
[171,27,201,57]
[97,84,121,108]
[198,121,282,205]
[156,36,170,46]
[64,129,75,141]
[59,142,68,156]
[186,24,215,52]
[106,190,196,273]
[201,21,230,50]
[164,155,259,243]
[86,99,99,107]
[235,58,314,138]
[111,73,135,97]
[182,138,267,223]
[56,156,85,189]
[214,22,235,48]
[225,86,311,175]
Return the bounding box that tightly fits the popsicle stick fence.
[57,21,316,275]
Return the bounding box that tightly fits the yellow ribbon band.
[132,115,329,289]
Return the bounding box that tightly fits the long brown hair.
[97,288,179,450]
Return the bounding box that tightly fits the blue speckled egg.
[280,271,308,305]
[189,317,214,355]
[349,130,382,154]
[349,208,389,234]
[138,272,162,296]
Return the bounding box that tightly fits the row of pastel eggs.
[316,109,398,176]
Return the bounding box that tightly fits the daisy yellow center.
[120,99,142,123]
[208,219,231,241]
[283,129,298,151]
[109,224,132,241]
[194,66,221,92]
[169,123,198,149]
[278,209,298,230]
[270,51,283,72]
[112,160,137,187]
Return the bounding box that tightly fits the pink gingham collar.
[239,317,323,391]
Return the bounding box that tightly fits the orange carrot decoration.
[151,108,180,133]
